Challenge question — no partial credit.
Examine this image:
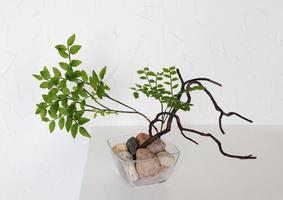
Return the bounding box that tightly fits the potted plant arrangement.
[33,34,256,186]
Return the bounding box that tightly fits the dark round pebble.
[126,137,138,156]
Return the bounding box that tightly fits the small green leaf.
[79,127,91,137]
[74,111,84,120]
[40,67,51,80]
[146,71,156,76]
[40,109,47,119]
[133,92,139,99]
[99,66,107,79]
[81,70,88,82]
[50,103,59,118]
[78,117,90,125]
[71,124,78,138]
[92,70,99,82]
[33,74,43,80]
[140,76,146,80]
[67,34,76,46]
[70,45,81,54]
[58,50,69,58]
[40,82,49,89]
[55,45,67,51]
[59,62,70,70]
[137,70,144,74]
[53,67,61,78]
[65,117,72,132]
[59,117,65,129]
[170,66,176,70]
[172,84,178,89]
[163,68,170,73]
[70,59,82,67]
[49,121,55,133]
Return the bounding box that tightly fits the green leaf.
[33,74,43,80]
[133,92,139,99]
[74,111,84,120]
[172,84,178,89]
[61,98,68,108]
[70,45,81,54]
[42,94,52,103]
[146,71,156,76]
[40,109,47,119]
[40,82,49,89]
[40,67,51,80]
[170,66,176,70]
[80,100,86,110]
[99,66,107,79]
[143,67,149,71]
[49,121,55,133]
[59,62,70,70]
[59,117,65,129]
[55,45,67,51]
[67,34,76,46]
[71,91,79,101]
[81,70,88,82]
[65,117,72,132]
[53,67,61,78]
[78,117,90,125]
[50,103,59,118]
[35,107,41,114]
[70,59,82,67]
[92,70,99,82]
[163,68,170,73]
[79,127,91,138]
[58,50,69,58]
[71,124,78,138]
[78,89,87,97]
[140,76,146,80]
[97,86,105,99]
[189,85,206,91]
[137,70,144,74]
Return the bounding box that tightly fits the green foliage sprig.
[33,34,114,138]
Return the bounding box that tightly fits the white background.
[0,0,283,199]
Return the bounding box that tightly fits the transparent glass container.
[107,134,180,187]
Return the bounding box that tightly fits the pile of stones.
[112,133,175,182]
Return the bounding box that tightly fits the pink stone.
[146,138,166,153]
[136,148,160,178]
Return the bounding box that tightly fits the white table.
[79,125,283,200]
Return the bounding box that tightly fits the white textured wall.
[1,0,283,199]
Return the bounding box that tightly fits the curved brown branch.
[173,114,256,159]
[185,80,253,134]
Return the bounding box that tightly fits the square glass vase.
[107,135,180,187]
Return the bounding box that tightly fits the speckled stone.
[117,151,138,181]
[117,151,133,161]
[125,163,139,181]
[146,138,166,153]
[112,143,128,154]
[136,148,160,178]
[157,151,175,167]
[126,137,138,156]
[136,132,150,146]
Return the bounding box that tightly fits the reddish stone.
[136,132,150,146]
